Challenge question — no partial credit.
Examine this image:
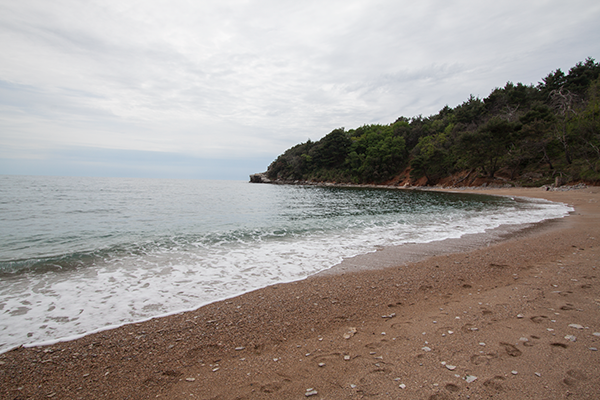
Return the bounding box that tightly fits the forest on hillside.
[264,58,600,187]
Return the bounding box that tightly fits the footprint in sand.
[550,342,568,349]
[563,369,588,387]
[445,383,460,392]
[260,383,282,393]
[470,352,498,365]
[428,394,452,400]
[529,315,548,324]
[500,342,522,357]
[483,375,506,392]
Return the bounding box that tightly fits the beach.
[1,186,599,399]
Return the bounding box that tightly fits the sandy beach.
[1,186,599,399]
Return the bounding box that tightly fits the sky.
[1,0,599,180]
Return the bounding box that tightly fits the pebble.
[535,372,541,377]
[399,383,407,389]
[517,314,524,318]
[445,364,457,371]
[479,342,486,346]
[465,375,477,383]
[305,389,318,397]
[235,347,245,351]
[568,324,584,330]
[343,327,357,339]
[212,367,220,372]
[565,335,577,342]
[422,346,432,352]
[318,363,326,367]
[448,330,454,335]
[590,347,598,351]
[512,370,518,375]
[593,332,600,337]
[344,355,351,361]
[186,378,196,382]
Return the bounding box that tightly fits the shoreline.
[2,189,569,355]
[1,186,599,399]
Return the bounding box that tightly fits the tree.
[458,117,518,178]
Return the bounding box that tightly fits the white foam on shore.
[0,195,572,354]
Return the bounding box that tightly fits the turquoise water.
[0,175,571,352]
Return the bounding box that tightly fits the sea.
[0,175,573,353]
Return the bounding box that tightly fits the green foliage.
[266,58,600,186]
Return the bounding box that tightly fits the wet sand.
[1,186,599,399]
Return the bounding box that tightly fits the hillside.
[256,58,600,187]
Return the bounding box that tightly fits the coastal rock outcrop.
[249,173,271,183]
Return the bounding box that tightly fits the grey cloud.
[1,0,599,179]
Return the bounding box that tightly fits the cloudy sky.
[1,0,599,180]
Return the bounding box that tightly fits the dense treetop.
[265,58,600,186]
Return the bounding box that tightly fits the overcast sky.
[1,0,599,180]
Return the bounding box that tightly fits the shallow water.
[0,175,572,352]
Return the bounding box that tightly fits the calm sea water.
[0,175,572,352]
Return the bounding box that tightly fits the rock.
[382,313,396,319]
[318,363,325,367]
[422,346,432,352]
[565,335,577,342]
[517,314,524,318]
[343,327,357,339]
[465,375,477,383]
[446,364,457,371]
[305,389,318,397]
[399,383,407,389]
[235,347,245,351]
[249,173,272,183]
[186,377,196,382]
[344,355,351,361]
[568,324,584,329]
[511,370,518,375]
